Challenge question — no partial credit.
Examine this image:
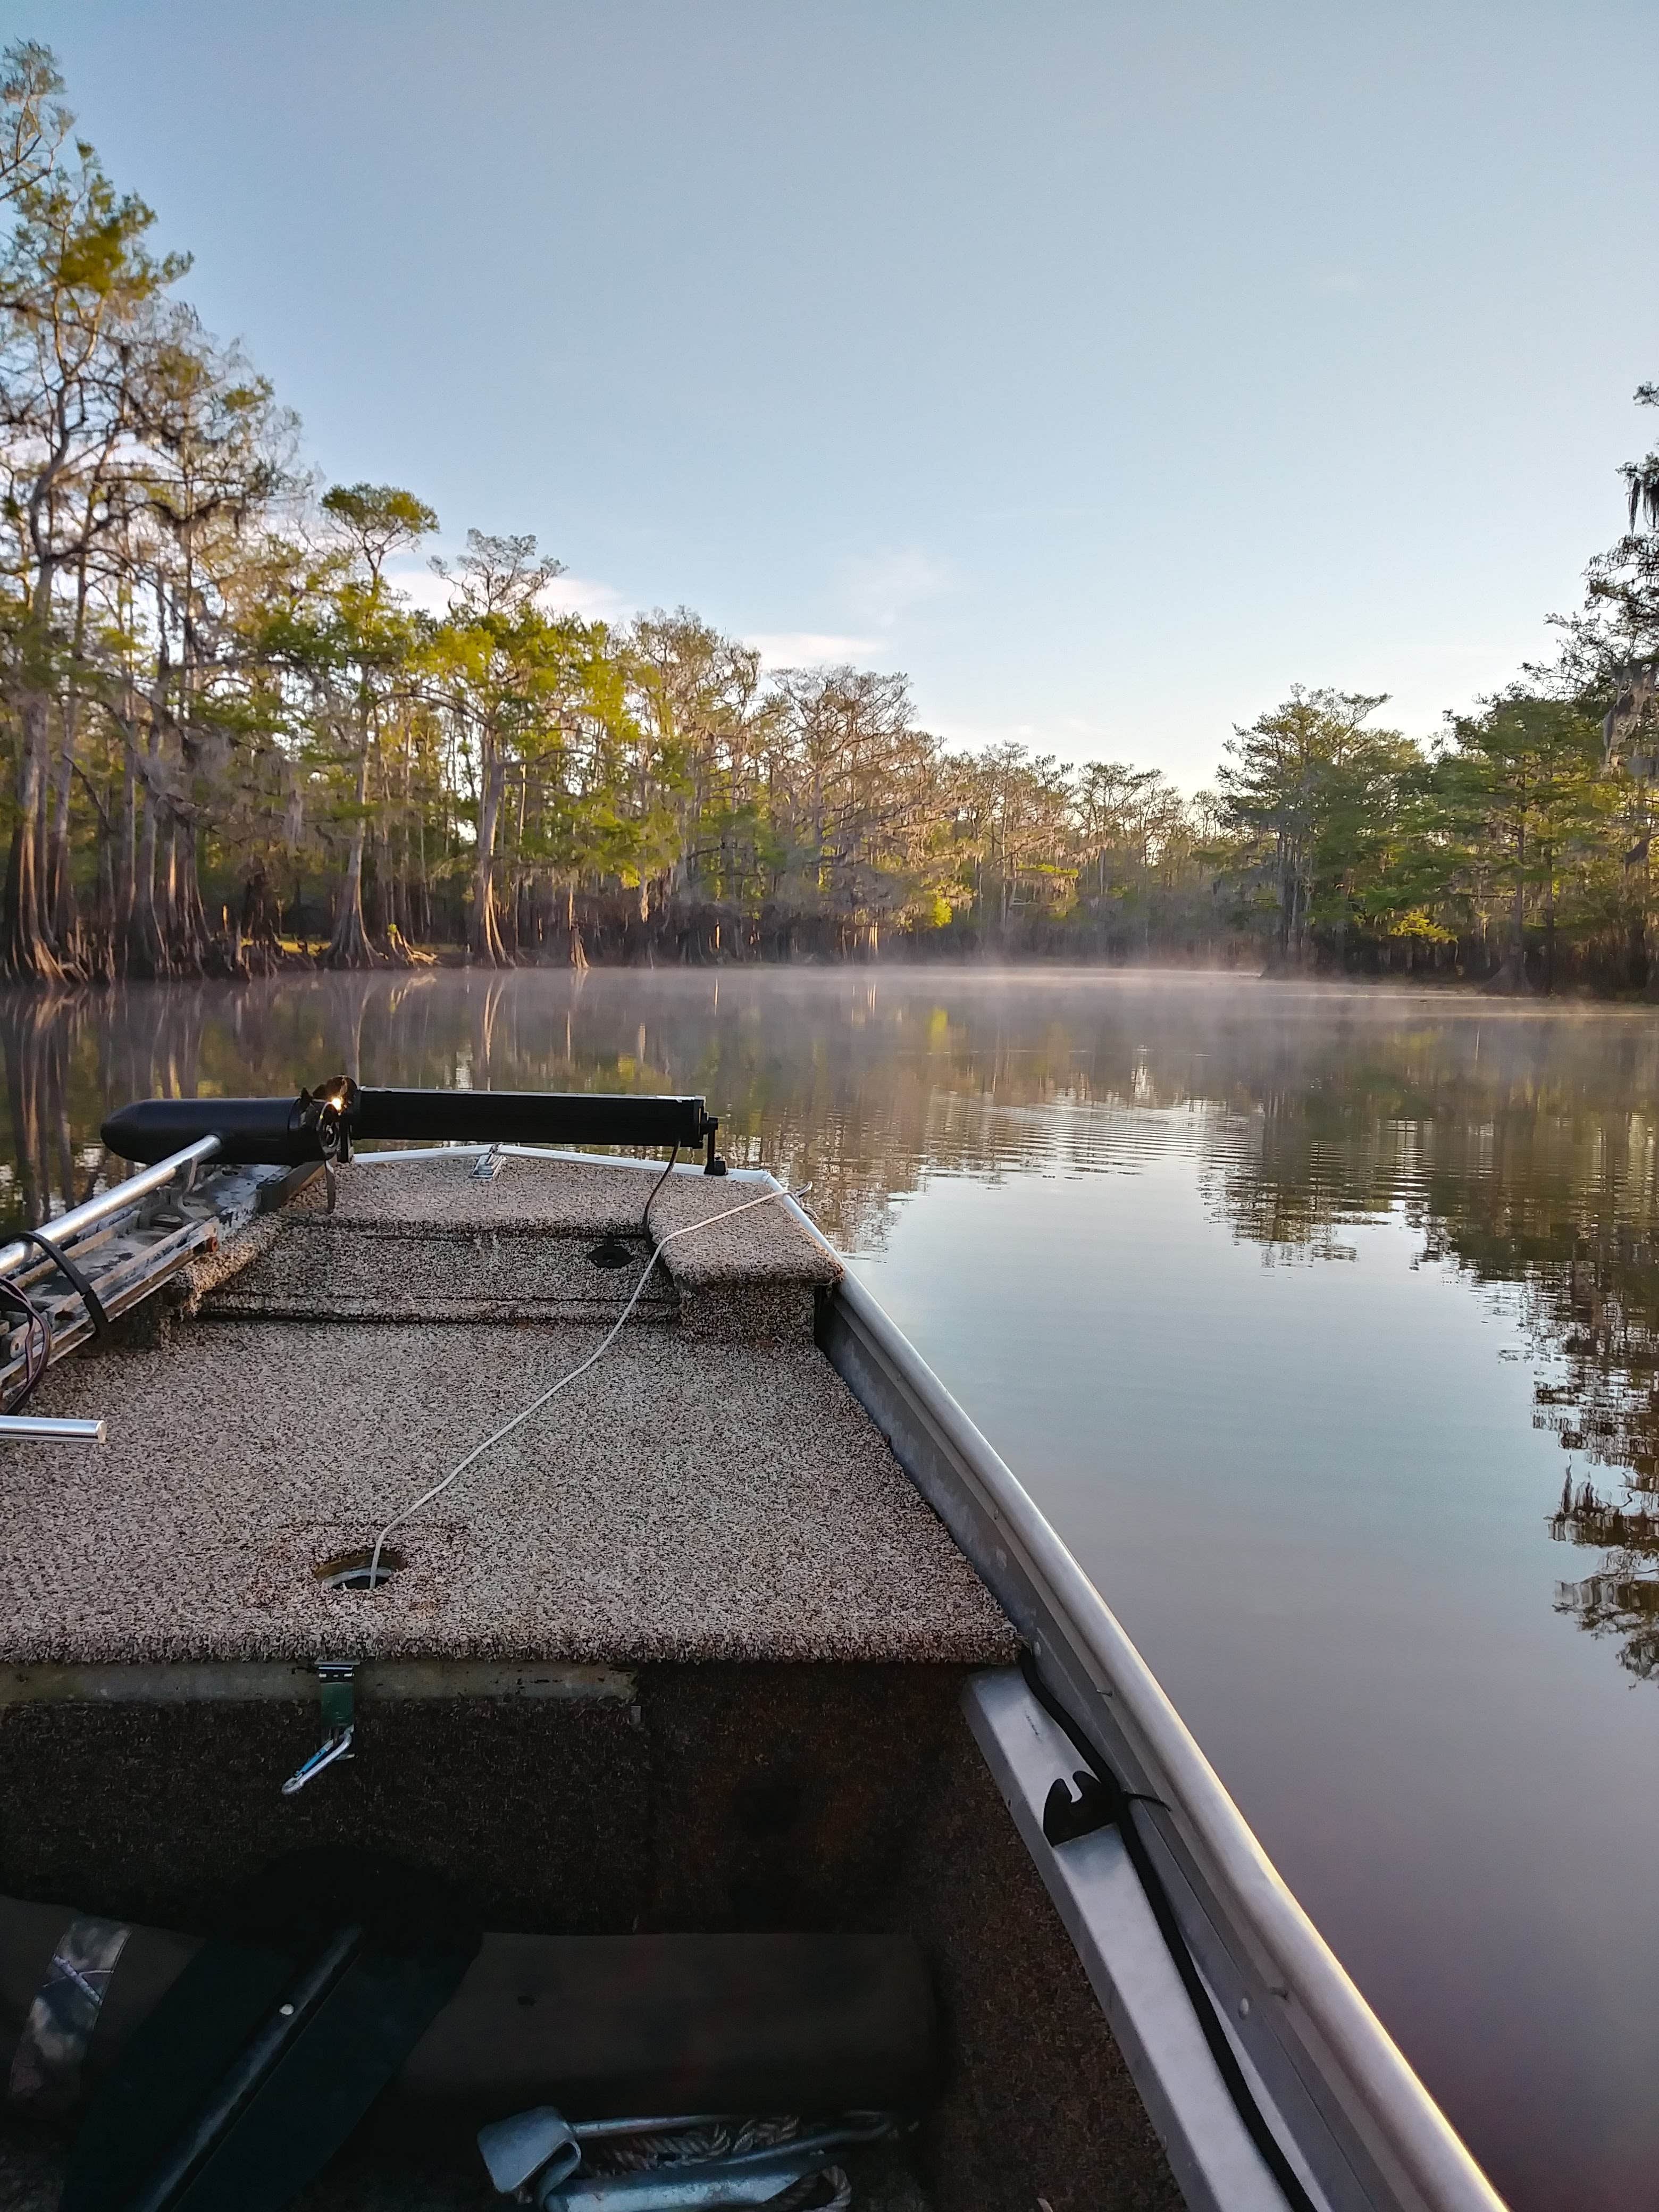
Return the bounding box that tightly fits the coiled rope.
[600,2116,798,2169]
[589,2117,851,2208]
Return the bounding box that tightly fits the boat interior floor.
[0,1154,1185,2210]
[0,1696,1182,2211]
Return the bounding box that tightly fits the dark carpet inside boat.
[0,1695,1181,2212]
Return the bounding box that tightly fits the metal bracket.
[471,1146,506,1182]
[1044,1767,1117,1845]
[478,2108,581,2195]
[281,1661,356,1796]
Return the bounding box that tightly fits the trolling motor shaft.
[101,1084,727,1174]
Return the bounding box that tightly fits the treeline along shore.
[5,41,1659,994]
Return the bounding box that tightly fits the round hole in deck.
[313,1547,404,1594]
[586,1238,634,1270]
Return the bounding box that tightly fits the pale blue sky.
[26,0,1659,784]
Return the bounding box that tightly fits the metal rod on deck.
[0,1415,106,1443]
[0,1135,221,1279]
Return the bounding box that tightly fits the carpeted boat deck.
[0,1155,1016,1670]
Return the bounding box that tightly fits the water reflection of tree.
[1549,1477,1659,1678]
[1,994,81,1224]
[1182,1009,1659,1681]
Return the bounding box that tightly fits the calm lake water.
[5,966,1657,2212]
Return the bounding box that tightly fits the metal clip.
[471,1146,506,1182]
[281,1662,356,1796]
[478,2108,582,2195]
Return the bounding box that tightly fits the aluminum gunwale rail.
[0,1135,222,1279]
[769,1184,1503,2212]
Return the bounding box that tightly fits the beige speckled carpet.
[3,1154,1015,1672]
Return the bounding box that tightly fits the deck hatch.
[313,1549,404,1594]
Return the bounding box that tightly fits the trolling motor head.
[304,1077,356,1162]
[100,1085,727,1174]
[99,1079,359,1170]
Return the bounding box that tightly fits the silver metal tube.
[0,1136,221,1279]
[777,1182,1504,2212]
[0,1415,105,1443]
[351,1144,493,1164]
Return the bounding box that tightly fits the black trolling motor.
[101,1080,728,1175]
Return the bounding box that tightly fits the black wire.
[642,1144,679,1241]
[11,1229,110,1336]
[1018,1650,1318,2212]
[0,1275,52,1413]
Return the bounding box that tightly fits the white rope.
[366,1182,808,1585]
[588,2117,852,2207]
[601,2116,800,2171]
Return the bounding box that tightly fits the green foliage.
[0,37,1657,987]
[1214,689,1421,963]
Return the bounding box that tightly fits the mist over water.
[5,966,1657,2212]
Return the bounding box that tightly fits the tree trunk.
[88,796,115,983]
[414,816,430,942]
[383,823,405,942]
[163,817,207,976]
[46,698,80,969]
[3,689,65,983]
[1488,850,1532,994]
[558,883,587,970]
[326,737,382,968]
[125,761,167,981]
[1635,816,1659,1000]
[471,750,509,967]
[114,716,137,966]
